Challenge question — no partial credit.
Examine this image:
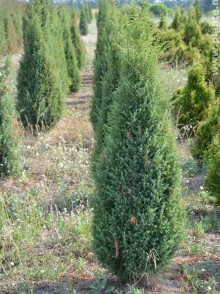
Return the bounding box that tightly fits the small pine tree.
[92,9,184,282]
[71,10,85,69]
[205,133,220,205]
[170,8,182,31]
[0,59,20,176]
[79,8,88,36]
[159,14,167,30]
[173,63,215,131]
[59,7,81,93]
[17,0,66,132]
[193,98,220,158]
[194,0,202,22]
[184,7,202,46]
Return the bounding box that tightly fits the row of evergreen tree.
[160,2,220,204]
[0,0,86,177]
[17,0,84,132]
[91,0,184,282]
[0,0,24,55]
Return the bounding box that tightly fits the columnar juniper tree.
[17,0,66,132]
[71,10,85,69]
[59,7,81,93]
[92,8,184,282]
[91,0,114,130]
[79,7,88,36]
[0,59,20,176]
[91,1,120,157]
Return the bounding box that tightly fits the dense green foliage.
[150,3,169,16]
[193,99,220,158]
[92,4,184,282]
[0,59,20,176]
[70,10,85,69]
[205,133,220,205]
[91,0,117,131]
[17,1,83,131]
[159,2,214,78]
[17,0,69,132]
[79,6,88,35]
[172,63,214,132]
[59,6,81,92]
[0,0,24,55]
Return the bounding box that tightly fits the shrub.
[172,63,215,131]
[193,98,220,158]
[150,4,168,17]
[17,0,66,132]
[194,0,202,23]
[205,133,220,205]
[170,8,182,31]
[0,59,20,176]
[200,20,213,34]
[184,8,202,46]
[159,14,167,30]
[92,8,184,282]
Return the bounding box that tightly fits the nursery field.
[0,20,219,294]
[0,1,220,293]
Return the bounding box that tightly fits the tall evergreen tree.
[0,59,20,176]
[17,0,66,132]
[92,8,184,282]
[59,6,81,92]
[79,7,88,36]
[91,0,113,130]
[45,2,69,97]
[71,10,85,69]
